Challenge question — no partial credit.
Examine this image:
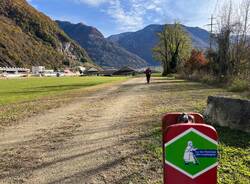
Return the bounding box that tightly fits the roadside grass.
[228,78,249,93]
[0,76,128,128]
[0,76,127,105]
[141,126,250,184]
[151,73,163,77]
[138,77,249,184]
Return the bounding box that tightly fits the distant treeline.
[153,0,250,93]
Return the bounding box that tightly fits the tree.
[216,0,234,78]
[214,0,250,80]
[153,23,192,76]
[185,49,208,74]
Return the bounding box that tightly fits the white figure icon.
[184,141,198,165]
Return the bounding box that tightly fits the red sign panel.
[162,113,218,184]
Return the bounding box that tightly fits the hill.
[57,21,147,69]
[108,24,210,66]
[0,0,92,68]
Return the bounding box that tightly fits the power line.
[205,14,216,49]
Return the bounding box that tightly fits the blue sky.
[27,0,218,37]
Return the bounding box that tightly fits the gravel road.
[0,77,160,184]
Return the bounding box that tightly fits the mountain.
[56,21,147,69]
[108,24,210,66]
[0,0,93,68]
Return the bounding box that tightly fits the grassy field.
[0,76,249,183]
[0,76,127,128]
[0,76,127,105]
[136,77,249,184]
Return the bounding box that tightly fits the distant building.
[0,67,30,77]
[99,67,118,76]
[85,67,99,75]
[43,69,56,77]
[32,66,45,75]
[77,66,86,75]
[64,69,76,76]
[31,66,58,77]
[113,66,136,76]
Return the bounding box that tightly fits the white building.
[43,69,56,77]
[0,67,30,78]
[32,66,45,75]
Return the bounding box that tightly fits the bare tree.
[216,0,234,78]
[214,0,250,80]
[242,0,250,42]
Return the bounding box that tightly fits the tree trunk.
[162,61,170,76]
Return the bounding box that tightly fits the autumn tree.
[185,49,208,74]
[153,23,192,76]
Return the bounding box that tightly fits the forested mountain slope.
[0,0,92,68]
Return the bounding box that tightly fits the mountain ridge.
[57,20,148,69]
[108,24,210,66]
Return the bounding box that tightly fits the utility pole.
[205,15,216,50]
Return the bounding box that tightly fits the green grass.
[216,126,250,184]
[142,126,250,184]
[151,73,163,77]
[138,77,249,183]
[0,76,127,105]
[0,76,128,128]
[228,79,249,92]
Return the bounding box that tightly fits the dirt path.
[0,77,160,184]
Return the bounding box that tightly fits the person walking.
[144,67,152,84]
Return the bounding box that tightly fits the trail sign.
[162,113,218,184]
[165,128,218,179]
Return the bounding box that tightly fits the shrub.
[184,49,208,74]
[200,74,219,85]
[228,79,249,92]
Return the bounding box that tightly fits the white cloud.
[75,0,108,7]
[107,0,143,31]
[74,0,166,31]
[106,0,165,32]
[74,0,220,32]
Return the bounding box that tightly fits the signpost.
[162,113,218,184]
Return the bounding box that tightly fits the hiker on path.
[144,68,152,84]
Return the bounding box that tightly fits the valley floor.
[0,77,249,184]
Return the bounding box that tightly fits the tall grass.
[228,78,249,92]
